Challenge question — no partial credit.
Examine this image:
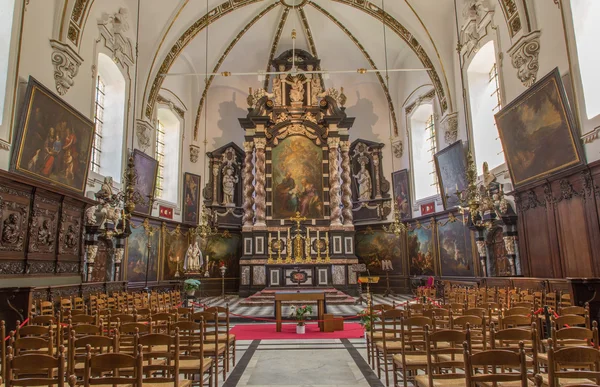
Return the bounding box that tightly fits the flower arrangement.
[289,304,312,326]
[183,279,201,295]
[357,309,379,332]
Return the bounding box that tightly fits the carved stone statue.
[289,77,304,103]
[2,214,20,245]
[482,161,496,188]
[354,163,372,201]
[95,177,114,203]
[185,241,202,272]
[37,220,54,246]
[311,77,321,105]
[222,166,239,205]
[273,77,282,105]
[65,225,77,248]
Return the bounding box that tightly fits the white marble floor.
[221,339,383,387]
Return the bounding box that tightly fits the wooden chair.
[191,312,227,386]
[546,339,600,387]
[68,314,98,326]
[137,332,192,386]
[5,346,68,387]
[367,304,395,368]
[499,314,535,330]
[10,326,54,356]
[68,331,119,377]
[150,312,176,334]
[83,349,143,386]
[463,341,530,387]
[554,314,589,330]
[490,322,539,375]
[451,314,487,351]
[118,321,152,354]
[204,306,236,372]
[409,325,469,387]
[504,306,533,317]
[373,309,404,386]
[171,321,213,387]
[386,315,431,387]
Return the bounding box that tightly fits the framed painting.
[125,218,160,283]
[132,149,158,215]
[11,77,94,195]
[495,67,585,188]
[355,228,404,275]
[408,220,436,276]
[434,141,468,210]
[436,214,475,277]
[271,136,324,219]
[162,225,188,280]
[392,169,412,220]
[183,172,201,225]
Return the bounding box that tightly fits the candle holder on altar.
[219,264,227,299]
[381,259,395,297]
[274,239,283,264]
[268,234,274,264]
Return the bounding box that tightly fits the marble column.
[372,152,382,199]
[328,137,342,227]
[211,158,221,206]
[254,138,267,227]
[242,141,255,229]
[475,240,487,277]
[340,140,353,227]
[85,244,98,282]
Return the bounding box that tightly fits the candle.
[317,229,320,242]
[278,230,281,242]
[268,233,272,248]
[287,227,290,240]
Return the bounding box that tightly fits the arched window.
[0,0,17,125]
[569,0,600,119]
[155,108,181,204]
[91,53,125,181]
[410,102,438,201]
[467,41,504,175]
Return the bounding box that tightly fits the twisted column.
[340,140,353,227]
[254,138,267,227]
[242,141,255,228]
[328,137,342,227]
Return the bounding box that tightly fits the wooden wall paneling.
[0,177,32,275]
[56,198,84,275]
[552,175,595,277]
[588,165,600,276]
[27,189,62,275]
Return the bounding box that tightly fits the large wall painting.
[271,136,324,219]
[355,228,403,275]
[436,214,475,277]
[495,68,585,188]
[202,231,242,278]
[12,77,94,195]
[132,150,158,216]
[434,141,468,210]
[162,225,188,280]
[183,173,200,225]
[408,220,435,276]
[392,169,412,220]
[125,218,160,283]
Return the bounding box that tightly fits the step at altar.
[240,288,356,306]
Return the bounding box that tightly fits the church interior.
[0,0,599,386]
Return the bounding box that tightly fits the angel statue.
[289,77,304,103]
[185,241,203,272]
[354,163,372,201]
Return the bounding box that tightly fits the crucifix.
[289,212,307,263]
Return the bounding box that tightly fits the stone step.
[240,288,356,306]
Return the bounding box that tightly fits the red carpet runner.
[229,322,364,340]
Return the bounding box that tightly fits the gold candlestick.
[325,233,331,263]
[286,228,292,264]
[276,238,283,263]
[316,238,322,263]
[268,233,273,264]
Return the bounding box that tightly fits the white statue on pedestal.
[222,166,239,205]
[354,163,372,201]
[185,241,202,272]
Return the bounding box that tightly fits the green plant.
[357,309,379,331]
[289,304,312,326]
[183,279,201,292]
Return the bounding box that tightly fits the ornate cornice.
[498,0,522,38]
[507,30,541,88]
[405,89,436,116]
[328,0,449,113]
[298,7,325,91]
[49,39,84,96]
[309,2,399,136]
[146,0,266,121]
[157,94,185,119]
[65,0,95,47]
[264,7,290,89]
[193,2,279,140]
[135,119,153,153]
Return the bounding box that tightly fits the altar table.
[274,290,327,332]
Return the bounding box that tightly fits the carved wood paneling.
[0,184,31,258]
[28,192,60,257]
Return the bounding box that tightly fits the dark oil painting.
[392,169,412,220]
[437,216,475,277]
[272,136,324,219]
[495,68,584,188]
[408,225,435,276]
[125,219,160,283]
[183,173,200,225]
[162,227,188,280]
[202,231,242,278]
[132,150,158,215]
[434,141,468,210]
[12,77,94,194]
[355,229,403,275]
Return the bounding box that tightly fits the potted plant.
[183,279,201,297]
[290,304,312,334]
[357,309,378,338]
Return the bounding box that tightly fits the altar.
[202,49,392,297]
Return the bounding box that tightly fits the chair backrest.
[422,325,470,385]
[191,311,218,338]
[559,305,587,316]
[205,306,231,335]
[463,342,528,387]
[68,314,97,325]
[554,314,588,329]
[490,323,539,374]
[551,320,599,349]
[5,346,66,387]
[69,333,118,375]
[503,306,532,317]
[84,350,143,386]
[499,314,534,330]
[137,332,183,385]
[398,316,432,354]
[548,340,600,387]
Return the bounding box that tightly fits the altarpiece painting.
[437,214,475,277]
[355,228,403,275]
[132,150,158,215]
[183,173,200,225]
[125,218,160,283]
[392,169,411,220]
[408,221,435,276]
[162,225,188,280]
[272,136,324,219]
[435,141,468,210]
[495,67,584,188]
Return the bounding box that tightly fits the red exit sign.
[159,205,173,219]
